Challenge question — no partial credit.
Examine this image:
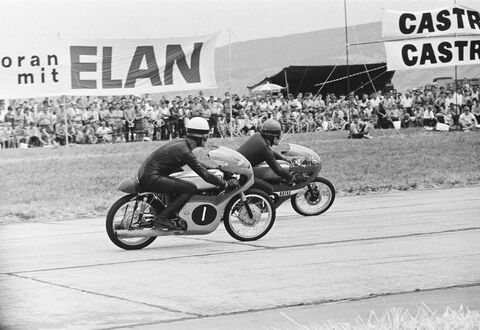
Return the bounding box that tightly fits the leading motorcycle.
[106,146,276,250]
[254,143,335,215]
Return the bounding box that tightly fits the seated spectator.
[349,114,373,139]
[423,105,437,128]
[96,122,113,143]
[54,119,71,145]
[84,124,98,144]
[411,106,423,127]
[305,112,317,132]
[401,112,411,128]
[471,100,480,123]
[0,122,8,148]
[217,113,227,137]
[74,127,85,144]
[331,110,347,130]
[458,105,479,131]
[39,127,54,147]
[25,122,41,147]
[435,106,453,127]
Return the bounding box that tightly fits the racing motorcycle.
[106,146,276,250]
[253,143,335,216]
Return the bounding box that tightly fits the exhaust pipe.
[115,229,185,238]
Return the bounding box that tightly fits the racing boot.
[152,215,184,231]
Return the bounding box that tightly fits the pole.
[343,0,352,121]
[344,0,350,97]
[64,95,69,147]
[284,69,289,96]
[228,28,233,138]
[454,0,458,107]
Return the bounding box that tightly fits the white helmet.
[186,117,210,139]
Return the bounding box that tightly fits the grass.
[277,304,480,330]
[1,128,480,222]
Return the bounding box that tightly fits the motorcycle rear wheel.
[291,177,335,216]
[106,194,157,250]
[223,189,276,241]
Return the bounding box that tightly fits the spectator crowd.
[1,79,479,148]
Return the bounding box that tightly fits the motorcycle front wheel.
[223,189,275,241]
[106,194,157,250]
[291,177,335,216]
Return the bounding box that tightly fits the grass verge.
[279,304,480,330]
[1,128,479,222]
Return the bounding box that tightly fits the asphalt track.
[1,186,479,329]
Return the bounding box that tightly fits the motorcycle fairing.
[255,143,322,182]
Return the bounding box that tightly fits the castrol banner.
[384,35,480,70]
[0,34,217,99]
[382,5,480,38]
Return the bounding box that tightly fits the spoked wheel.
[291,177,335,216]
[106,194,158,250]
[223,189,276,241]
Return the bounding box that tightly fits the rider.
[237,119,294,195]
[137,117,239,230]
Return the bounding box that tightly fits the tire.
[291,177,335,216]
[223,189,276,241]
[106,194,157,250]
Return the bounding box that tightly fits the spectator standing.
[471,86,479,102]
[133,106,144,141]
[401,92,413,115]
[452,87,464,106]
[124,105,135,142]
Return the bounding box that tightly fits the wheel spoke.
[113,199,156,246]
[227,194,274,239]
[294,180,333,215]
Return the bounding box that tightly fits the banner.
[385,35,480,70]
[0,34,217,99]
[382,5,480,38]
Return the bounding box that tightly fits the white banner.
[382,5,480,38]
[385,35,480,70]
[0,34,217,99]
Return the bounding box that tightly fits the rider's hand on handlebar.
[289,173,302,186]
[225,178,240,190]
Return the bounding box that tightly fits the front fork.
[240,192,254,219]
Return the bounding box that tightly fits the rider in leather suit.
[237,119,293,195]
[138,117,239,230]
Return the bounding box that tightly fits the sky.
[2,0,479,47]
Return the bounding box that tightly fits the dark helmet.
[261,119,282,138]
[186,117,210,140]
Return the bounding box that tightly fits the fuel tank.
[170,169,224,190]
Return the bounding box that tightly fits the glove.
[225,178,240,189]
[289,173,301,185]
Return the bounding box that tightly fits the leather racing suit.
[138,138,225,219]
[237,132,293,195]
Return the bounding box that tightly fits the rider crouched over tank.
[237,119,295,196]
[137,117,240,230]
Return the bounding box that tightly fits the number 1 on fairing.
[201,206,207,222]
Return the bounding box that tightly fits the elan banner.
[384,35,480,70]
[382,5,480,38]
[0,34,217,99]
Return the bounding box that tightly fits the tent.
[248,63,395,97]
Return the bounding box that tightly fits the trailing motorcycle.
[106,146,276,250]
[254,143,335,216]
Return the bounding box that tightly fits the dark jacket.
[237,132,293,181]
[138,138,225,187]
